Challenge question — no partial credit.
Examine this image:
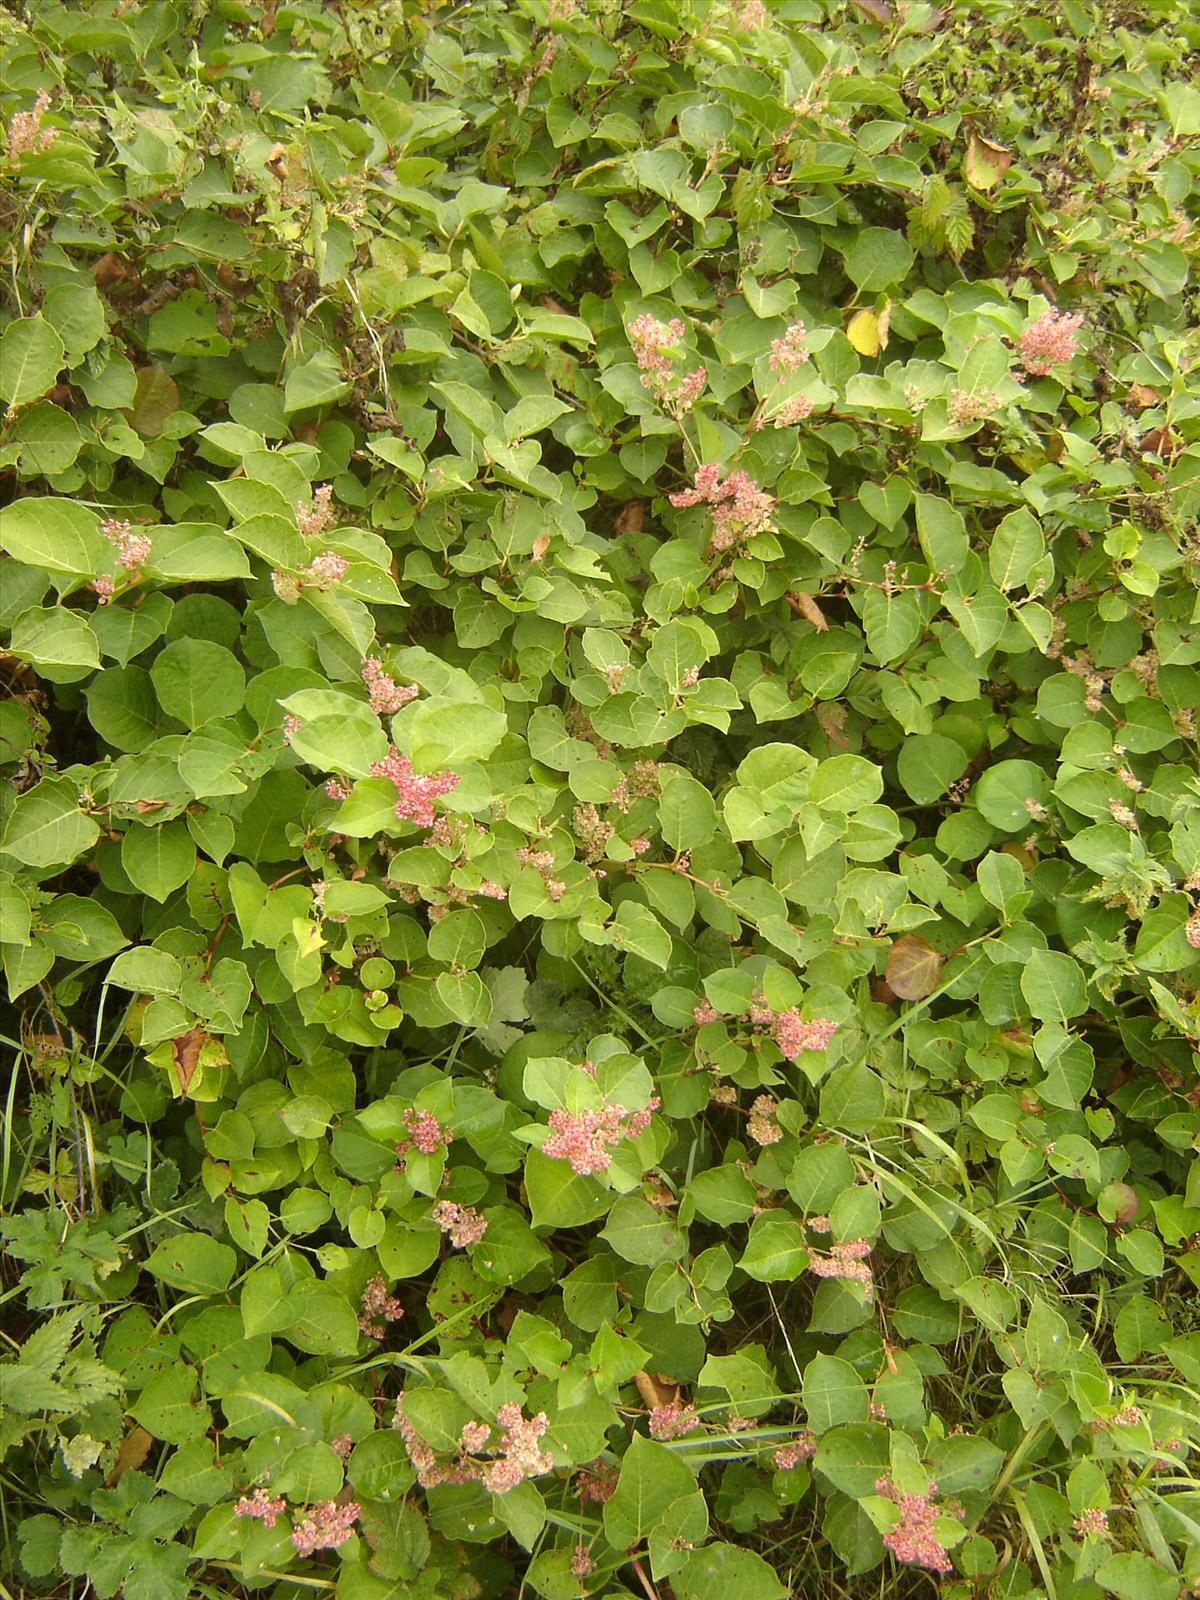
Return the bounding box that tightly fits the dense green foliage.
[2,0,1200,1596]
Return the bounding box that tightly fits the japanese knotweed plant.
[1,0,1199,1598]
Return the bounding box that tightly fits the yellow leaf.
[965,132,1013,191]
[847,308,881,356]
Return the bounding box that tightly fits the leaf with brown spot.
[171,1028,208,1095]
[107,1425,153,1486]
[965,132,1013,191]
[886,935,943,1001]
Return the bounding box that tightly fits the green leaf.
[0,498,106,576]
[1020,949,1088,1023]
[842,228,914,290]
[802,1353,868,1433]
[674,1543,787,1600]
[408,697,506,770]
[1,778,100,869]
[151,639,246,728]
[0,316,64,408]
[122,821,197,903]
[145,1232,236,1294]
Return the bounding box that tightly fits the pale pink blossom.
[629,836,651,856]
[769,322,808,375]
[325,777,352,801]
[370,745,459,827]
[1074,1508,1110,1537]
[100,518,151,573]
[771,1010,838,1060]
[90,575,115,605]
[649,1400,699,1440]
[432,1200,488,1247]
[542,1095,660,1176]
[460,1420,492,1452]
[808,1238,873,1283]
[304,550,347,586]
[477,879,508,899]
[297,484,334,536]
[235,1487,286,1527]
[772,393,814,428]
[362,657,419,716]
[669,465,774,551]
[693,1000,719,1026]
[628,315,705,414]
[282,714,302,745]
[1185,911,1200,950]
[1019,308,1084,376]
[331,1433,354,1461]
[290,1498,359,1556]
[397,1107,447,1157]
[876,1476,952,1574]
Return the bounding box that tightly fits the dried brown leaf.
[107,1426,153,1486]
[885,934,944,1001]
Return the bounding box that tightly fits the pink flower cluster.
[297,484,334,536]
[774,1432,817,1469]
[769,321,808,375]
[771,1010,838,1060]
[101,518,152,573]
[432,1199,488,1247]
[808,1237,873,1283]
[669,464,775,552]
[235,1487,286,1527]
[396,1107,447,1159]
[290,1499,360,1557]
[575,1461,618,1503]
[693,1000,720,1026]
[394,1396,552,1495]
[304,550,348,586]
[542,1095,660,1176]
[6,90,55,157]
[358,1274,404,1339]
[648,1400,699,1440]
[1019,308,1084,376]
[1185,910,1200,950]
[876,1476,952,1574]
[571,1545,593,1578]
[628,314,706,415]
[772,393,814,429]
[362,657,419,715]
[370,745,460,828]
[1074,1508,1110,1537]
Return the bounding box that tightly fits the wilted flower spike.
[6,91,56,157]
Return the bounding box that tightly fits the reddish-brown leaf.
[886,935,943,1001]
[171,1028,207,1095]
[107,1426,153,1486]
